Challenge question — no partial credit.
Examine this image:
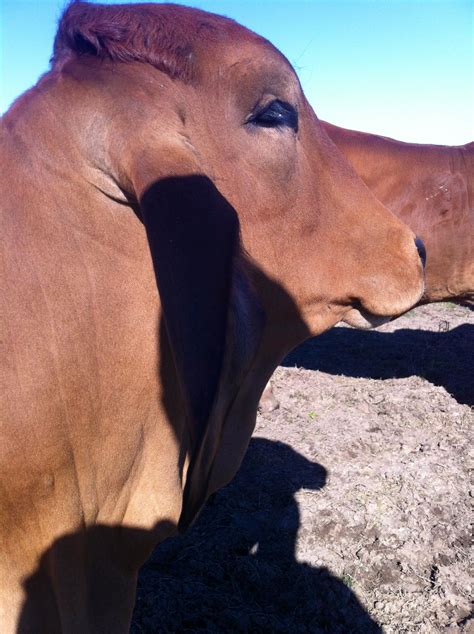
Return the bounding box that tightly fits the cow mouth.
[342,306,393,330]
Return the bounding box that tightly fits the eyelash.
[248,100,298,132]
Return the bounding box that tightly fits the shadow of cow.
[283,323,474,407]
[132,438,381,633]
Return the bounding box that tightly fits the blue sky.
[1,0,472,144]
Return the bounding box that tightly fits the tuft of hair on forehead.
[52,1,238,81]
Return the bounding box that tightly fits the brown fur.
[1,3,424,631]
[323,121,474,302]
[53,1,252,81]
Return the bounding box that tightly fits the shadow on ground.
[283,324,473,407]
[132,438,381,633]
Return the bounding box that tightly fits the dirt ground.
[132,302,473,633]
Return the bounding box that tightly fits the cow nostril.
[415,236,426,269]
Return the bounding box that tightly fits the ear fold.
[138,173,264,529]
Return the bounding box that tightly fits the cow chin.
[342,307,392,330]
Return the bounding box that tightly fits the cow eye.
[248,100,298,132]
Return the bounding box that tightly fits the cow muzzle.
[343,236,426,329]
[342,303,393,329]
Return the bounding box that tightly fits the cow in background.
[261,124,472,412]
[323,121,473,304]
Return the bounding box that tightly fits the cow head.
[49,2,425,525]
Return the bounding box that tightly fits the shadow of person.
[132,438,381,633]
[18,520,176,633]
[283,324,474,407]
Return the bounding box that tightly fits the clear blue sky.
[1,0,472,144]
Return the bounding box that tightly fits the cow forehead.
[190,12,298,89]
[53,1,298,94]
[186,26,301,113]
[195,56,301,115]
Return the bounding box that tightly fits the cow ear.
[137,172,265,529]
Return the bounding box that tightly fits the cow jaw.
[342,308,392,329]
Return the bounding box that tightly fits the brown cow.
[0,2,424,631]
[323,121,473,303]
[261,123,473,413]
